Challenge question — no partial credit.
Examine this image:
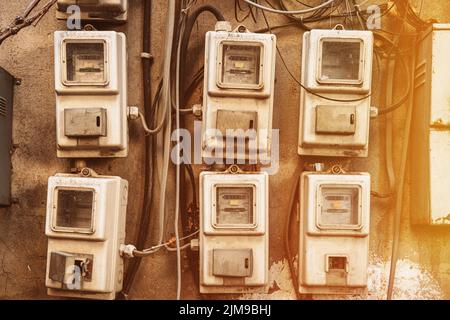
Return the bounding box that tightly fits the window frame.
[316,37,365,86]
[212,183,258,230]
[51,187,97,234]
[61,39,109,87]
[316,184,363,231]
[216,40,265,90]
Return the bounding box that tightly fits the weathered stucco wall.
[0,0,448,300]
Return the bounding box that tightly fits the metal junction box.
[56,0,128,23]
[200,170,269,294]
[54,31,128,158]
[298,29,373,158]
[45,171,128,300]
[202,22,276,163]
[299,172,371,295]
[0,67,14,206]
[411,24,450,225]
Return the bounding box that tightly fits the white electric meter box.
[299,172,370,295]
[200,169,269,294]
[45,171,128,300]
[298,29,373,157]
[56,0,128,23]
[411,24,450,225]
[202,22,276,163]
[54,31,128,158]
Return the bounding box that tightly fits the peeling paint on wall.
[242,256,444,300]
[240,260,296,300]
[365,256,444,300]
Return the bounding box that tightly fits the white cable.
[156,0,176,249]
[138,111,166,135]
[127,230,199,256]
[174,0,187,301]
[242,0,335,15]
[165,243,191,252]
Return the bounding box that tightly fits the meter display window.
[318,39,363,84]
[317,185,361,229]
[214,185,256,227]
[63,41,107,85]
[53,188,95,233]
[218,42,263,89]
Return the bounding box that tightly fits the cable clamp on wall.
[140,52,154,63]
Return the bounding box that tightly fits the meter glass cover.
[55,189,94,230]
[216,186,254,225]
[65,42,106,84]
[319,186,359,227]
[221,44,261,87]
[320,40,362,83]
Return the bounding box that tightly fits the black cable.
[121,0,154,299]
[178,4,225,298]
[373,32,412,115]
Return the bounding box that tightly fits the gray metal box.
[0,67,14,206]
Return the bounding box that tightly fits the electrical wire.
[177,4,225,298]
[387,48,415,300]
[174,0,186,301]
[121,0,154,299]
[165,243,191,252]
[138,111,166,135]
[285,171,302,300]
[0,0,57,46]
[374,33,412,115]
[242,0,335,15]
[132,231,199,256]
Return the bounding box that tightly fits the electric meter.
[299,172,370,295]
[54,31,128,158]
[45,170,128,300]
[0,67,14,206]
[200,168,269,293]
[202,22,276,162]
[298,28,374,157]
[411,24,450,226]
[56,0,128,23]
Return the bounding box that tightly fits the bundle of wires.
[0,0,57,46]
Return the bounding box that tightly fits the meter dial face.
[65,42,106,84]
[216,186,254,226]
[319,39,363,83]
[319,186,360,227]
[54,188,94,232]
[220,43,262,88]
